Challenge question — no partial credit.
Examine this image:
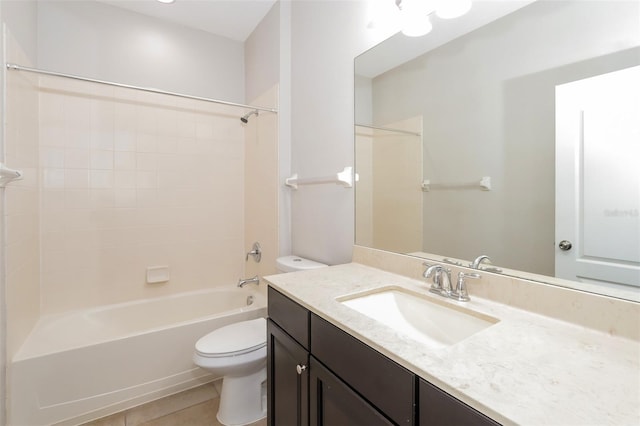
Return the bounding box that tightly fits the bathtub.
[10,286,266,426]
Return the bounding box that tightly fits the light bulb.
[401,13,432,37]
[435,0,472,19]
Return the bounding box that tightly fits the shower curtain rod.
[6,63,278,114]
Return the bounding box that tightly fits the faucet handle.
[452,272,481,302]
[245,242,262,262]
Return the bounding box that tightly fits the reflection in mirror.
[354,0,640,301]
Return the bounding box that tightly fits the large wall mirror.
[354,0,640,301]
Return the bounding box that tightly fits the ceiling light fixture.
[395,0,472,37]
[401,12,433,37]
[156,0,175,4]
[435,0,473,19]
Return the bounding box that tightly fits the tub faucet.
[237,276,260,288]
[470,255,491,269]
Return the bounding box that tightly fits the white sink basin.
[339,288,498,349]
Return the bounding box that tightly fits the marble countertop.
[264,263,640,426]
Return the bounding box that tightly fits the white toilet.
[193,255,326,426]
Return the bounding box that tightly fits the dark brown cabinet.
[309,356,393,426]
[418,379,500,426]
[267,320,309,426]
[311,314,414,425]
[267,287,310,426]
[267,286,501,426]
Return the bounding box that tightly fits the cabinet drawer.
[419,379,500,426]
[268,287,310,349]
[310,314,415,425]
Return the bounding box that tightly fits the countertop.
[264,262,640,426]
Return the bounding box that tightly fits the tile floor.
[82,383,267,426]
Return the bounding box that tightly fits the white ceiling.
[357,0,538,78]
[95,0,277,42]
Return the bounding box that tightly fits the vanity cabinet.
[267,286,500,426]
[268,287,406,425]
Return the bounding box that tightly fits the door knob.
[296,364,307,375]
[559,240,572,251]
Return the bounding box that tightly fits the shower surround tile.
[4,32,41,359]
[38,77,249,315]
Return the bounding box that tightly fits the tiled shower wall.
[354,118,423,254]
[244,85,279,282]
[37,77,249,315]
[4,33,40,361]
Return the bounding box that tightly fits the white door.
[556,66,640,290]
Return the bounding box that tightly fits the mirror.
[354,0,640,301]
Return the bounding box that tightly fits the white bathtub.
[10,287,266,426]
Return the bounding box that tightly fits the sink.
[338,288,499,349]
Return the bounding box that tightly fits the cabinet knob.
[296,364,307,375]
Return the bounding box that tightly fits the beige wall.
[37,1,245,104]
[244,86,280,286]
[1,3,39,422]
[372,118,422,253]
[245,3,280,105]
[354,128,373,248]
[4,31,41,362]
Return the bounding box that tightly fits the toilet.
[193,255,327,426]
[276,255,328,273]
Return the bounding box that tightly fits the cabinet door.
[419,379,500,426]
[311,314,415,425]
[310,357,394,426]
[267,320,309,426]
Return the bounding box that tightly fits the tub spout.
[237,276,260,288]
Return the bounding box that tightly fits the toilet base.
[216,367,267,426]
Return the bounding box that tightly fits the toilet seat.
[195,317,266,358]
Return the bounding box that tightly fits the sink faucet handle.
[452,272,481,302]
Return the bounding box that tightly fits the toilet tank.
[276,255,327,273]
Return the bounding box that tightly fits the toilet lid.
[195,317,266,357]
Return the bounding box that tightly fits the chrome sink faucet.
[238,276,259,288]
[470,254,491,269]
[469,254,503,273]
[423,263,481,302]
